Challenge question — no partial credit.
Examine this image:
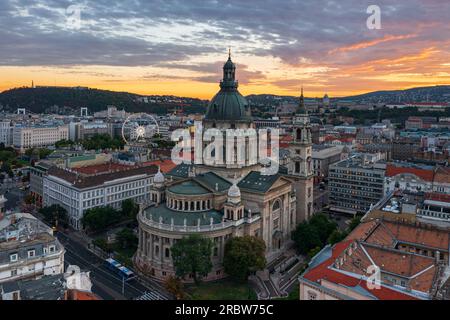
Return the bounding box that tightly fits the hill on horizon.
[1,85,449,114]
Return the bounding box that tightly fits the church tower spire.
[288,87,314,222]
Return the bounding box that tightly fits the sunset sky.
[1,0,450,99]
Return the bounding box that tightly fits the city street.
[57,232,171,300]
[313,185,329,213]
[1,180,27,211]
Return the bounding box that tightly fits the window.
[165,248,170,258]
[28,250,35,258]
[49,245,56,253]
[11,269,18,277]
[10,253,18,262]
[272,200,281,211]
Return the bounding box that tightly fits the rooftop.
[47,164,158,189]
[168,180,211,195]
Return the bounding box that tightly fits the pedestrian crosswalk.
[135,291,168,300]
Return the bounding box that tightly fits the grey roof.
[0,233,62,265]
[1,281,19,293]
[19,275,66,300]
[167,166,232,193]
[167,163,193,178]
[238,171,282,193]
[194,172,232,192]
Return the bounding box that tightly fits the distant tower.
[81,107,88,117]
[288,87,314,222]
[31,80,35,89]
[323,93,330,107]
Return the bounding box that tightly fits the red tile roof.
[302,241,418,300]
[385,164,435,182]
[66,290,101,300]
[143,160,177,173]
[72,163,133,175]
[433,166,450,184]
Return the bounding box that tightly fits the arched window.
[272,200,281,211]
[295,162,300,173]
[296,129,301,140]
[165,248,170,258]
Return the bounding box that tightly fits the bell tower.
[288,87,314,222]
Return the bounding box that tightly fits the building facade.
[43,165,157,230]
[134,55,299,282]
[0,121,12,146]
[13,124,69,150]
[0,213,65,284]
[329,154,386,215]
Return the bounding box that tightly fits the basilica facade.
[134,54,312,282]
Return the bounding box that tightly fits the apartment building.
[13,124,69,149]
[312,145,344,180]
[0,213,65,284]
[299,218,450,300]
[43,164,158,230]
[0,121,12,146]
[418,193,450,225]
[329,154,386,215]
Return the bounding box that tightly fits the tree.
[327,229,347,245]
[347,216,362,232]
[39,205,67,227]
[309,214,337,244]
[81,206,122,232]
[115,228,138,250]
[122,199,139,219]
[55,139,74,148]
[223,236,266,282]
[292,222,322,255]
[164,276,185,300]
[170,234,213,284]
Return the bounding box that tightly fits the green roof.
[167,163,193,178]
[194,172,232,192]
[68,154,96,164]
[144,206,223,226]
[168,180,211,195]
[205,89,251,121]
[238,171,281,193]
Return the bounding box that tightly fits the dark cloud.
[0,0,448,84]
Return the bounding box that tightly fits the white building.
[0,121,12,146]
[0,213,65,284]
[93,106,127,120]
[13,124,69,149]
[312,145,344,179]
[43,165,158,229]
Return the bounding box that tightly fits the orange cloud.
[329,34,417,54]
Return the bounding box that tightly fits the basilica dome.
[205,54,252,122]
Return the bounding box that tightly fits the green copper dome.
[205,55,252,121]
